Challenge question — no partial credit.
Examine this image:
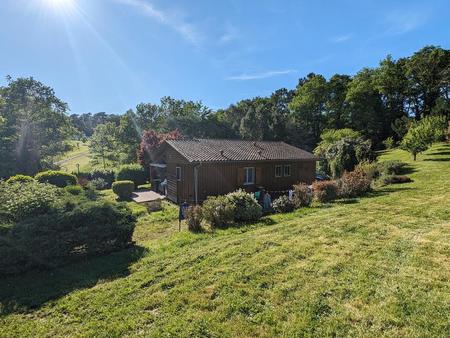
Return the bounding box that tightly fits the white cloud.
[226,69,297,81]
[114,0,202,45]
[331,34,352,43]
[384,9,429,35]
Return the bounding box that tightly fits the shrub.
[89,178,109,190]
[225,189,262,222]
[312,180,338,203]
[0,181,60,222]
[35,170,77,187]
[65,185,83,195]
[6,175,35,184]
[377,160,406,176]
[186,205,203,232]
[292,183,312,208]
[383,136,395,149]
[0,201,136,275]
[338,168,372,198]
[382,175,413,185]
[112,180,135,200]
[76,170,115,188]
[272,195,295,213]
[116,164,148,188]
[356,161,379,179]
[202,195,235,229]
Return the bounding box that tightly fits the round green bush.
[35,170,77,188]
[0,181,60,222]
[65,185,83,195]
[116,164,148,188]
[202,195,235,229]
[272,195,295,213]
[225,189,262,222]
[112,180,135,200]
[6,175,35,184]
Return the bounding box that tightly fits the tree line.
[1,45,449,177]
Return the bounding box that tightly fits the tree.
[400,115,447,160]
[325,74,351,129]
[89,123,120,169]
[405,46,450,119]
[138,129,182,166]
[117,110,141,163]
[289,73,328,147]
[0,76,72,176]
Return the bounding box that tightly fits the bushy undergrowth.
[112,180,135,200]
[225,189,262,222]
[35,170,77,188]
[5,175,35,184]
[116,164,148,188]
[202,195,235,229]
[0,181,61,222]
[382,175,413,185]
[272,195,295,213]
[292,183,312,208]
[338,168,372,198]
[65,185,83,195]
[186,205,203,232]
[76,170,115,189]
[312,180,339,203]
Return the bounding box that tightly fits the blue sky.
[0,0,449,114]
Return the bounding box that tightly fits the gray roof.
[165,139,317,163]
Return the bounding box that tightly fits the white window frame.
[283,164,291,177]
[243,167,255,185]
[176,166,181,181]
[275,165,282,178]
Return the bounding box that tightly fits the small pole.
[76,163,80,175]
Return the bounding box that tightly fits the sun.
[42,0,75,11]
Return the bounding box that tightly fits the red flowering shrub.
[338,168,372,198]
[312,180,338,203]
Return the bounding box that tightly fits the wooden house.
[149,139,318,204]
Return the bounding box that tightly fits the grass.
[1,143,450,337]
[55,141,91,173]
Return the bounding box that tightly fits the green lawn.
[55,141,91,173]
[1,143,450,337]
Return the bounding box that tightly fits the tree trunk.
[413,153,417,161]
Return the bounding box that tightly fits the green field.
[1,144,450,337]
[55,141,91,173]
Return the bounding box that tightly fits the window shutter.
[255,167,262,184]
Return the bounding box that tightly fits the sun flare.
[42,0,75,11]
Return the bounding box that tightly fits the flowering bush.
[312,180,338,203]
[338,168,372,198]
[292,183,312,208]
[226,189,262,222]
[202,195,235,229]
[272,195,295,213]
[186,205,203,232]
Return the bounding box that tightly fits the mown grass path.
[1,144,449,337]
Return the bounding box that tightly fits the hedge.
[35,170,77,188]
[5,175,35,184]
[116,164,148,188]
[112,180,135,200]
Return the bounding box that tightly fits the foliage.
[272,195,295,213]
[88,178,109,190]
[292,183,312,208]
[312,180,338,203]
[89,122,121,169]
[202,195,235,229]
[376,160,406,176]
[0,181,60,222]
[383,136,395,149]
[0,77,72,177]
[338,168,372,198]
[116,164,148,188]
[138,129,182,166]
[186,205,203,232]
[65,185,83,195]
[112,180,135,200]
[5,175,34,184]
[35,170,77,187]
[382,175,413,185]
[225,189,262,222]
[0,200,136,275]
[76,169,115,188]
[314,128,362,156]
[401,115,447,160]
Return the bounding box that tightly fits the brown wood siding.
[153,144,316,204]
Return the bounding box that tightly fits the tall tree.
[289,73,328,147]
[117,110,142,163]
[89,123,120,169]
[0,76,72,176]
[325,74,351,129]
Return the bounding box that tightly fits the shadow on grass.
[427,151,450,156]
[423,157,450,162]
[399,165,417,175]
[0,245,148,315]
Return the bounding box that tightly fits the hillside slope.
[1,144,450,337]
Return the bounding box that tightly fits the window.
[244,167,255,185]
[176,167,181,181]
[275,165,282,178]
[284,165,291,177]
